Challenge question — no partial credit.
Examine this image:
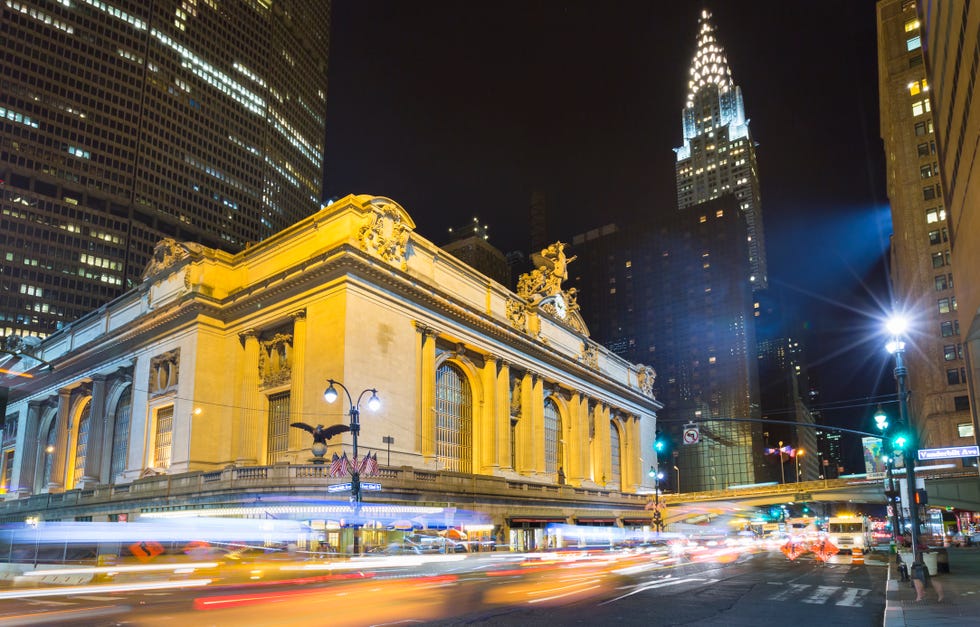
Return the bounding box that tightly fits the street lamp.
[323,378,381,555]
[674,464,681,494]
[795,448,805,482]
[875,406,903,546]
[778,440,786,484]
[649,467,665,532]
[885,314,924,569]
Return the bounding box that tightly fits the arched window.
[73,401,91,486]
[435,362,472,472]
[153,405,174,469]
[40,420,56,488]
[610,422,622,485]
[544,398,563,473]
[109,393,131,481]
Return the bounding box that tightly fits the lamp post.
[795,448,804,483]
[323,378,380,555]
[875,407,903,546]
[778,440,786,484]
[649,467,665,532]
[886,315,923,568]
[674,464,681,494]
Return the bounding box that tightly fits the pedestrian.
[911,556,944,602]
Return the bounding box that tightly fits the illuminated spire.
[686,9,734,108]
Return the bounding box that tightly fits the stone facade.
[0,195,662,542]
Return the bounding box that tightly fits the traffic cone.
[852,546,864,565]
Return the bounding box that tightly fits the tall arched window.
[610,422,622,485]
[109,393,131,481]
[40,420,56,488]
[72,401,91,486]
[153,405,174,469]
[435,362,472,472]
[544,399,563,473]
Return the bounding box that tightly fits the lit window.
[435,362,472,473]
[699,215,707,223]
[939,298,951,314]
[958,423,975,438]
[944,345,957,361]
[907,36,921,51]
[544,399,563,474]
[904,19,920,32]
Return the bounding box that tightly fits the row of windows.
[938,297,957,314]
[943,344,963,361]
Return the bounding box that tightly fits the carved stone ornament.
[259,333,293,388]
[142,238,204,281]
[148,348,180,396]
[637,364,657,397]
[506,298,527,331]
[510,377,522,418]
[358,201,411,270]
[580,342,599,370]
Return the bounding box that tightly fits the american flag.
[329,452,349,478]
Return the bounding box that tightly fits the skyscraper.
[915,0,980,451]
[1,0,330,339]
[878,0,973,460]
[674,9,766,291]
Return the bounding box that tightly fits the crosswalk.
[612,575,875,608]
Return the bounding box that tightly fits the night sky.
[322,1,895,467]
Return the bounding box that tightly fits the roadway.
[0,545,887,626]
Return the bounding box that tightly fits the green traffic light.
[894,434,908,449]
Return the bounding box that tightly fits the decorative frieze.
[148,349,180,396]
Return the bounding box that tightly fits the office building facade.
[1,0,330,339]
[915,0,980,448]
[879,0,974,458]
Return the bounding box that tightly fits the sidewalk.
[883,547,980,626]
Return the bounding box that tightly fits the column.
[479,355,499,473]
[48,389,71,492]
[415,323,437,459]
[15,401,42,497]
[82,375,107,485]
[515,371,533,473]
[530,374,545,473]
[237,329,260,465]
[288,310,307,457]
[495,359,511,470]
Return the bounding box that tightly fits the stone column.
[288,310,307,457]
[495,359,511,470]
[15,401,42,497]
[530,374,545,473]
[480,355,499,473]
[515,371,533,473]
[237,329,260,465]
[48,389,71,492]
[416,323,437,459]
[81,375,107,486]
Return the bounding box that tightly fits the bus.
[826,516,871,553]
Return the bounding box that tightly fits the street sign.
[918,445,980,460]
[328,482,352,493]
[361,482,382,491]
[129,540,164,563]
[682,424,700,445]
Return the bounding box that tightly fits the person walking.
[912,551,945,602]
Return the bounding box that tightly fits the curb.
[883,560,905,627]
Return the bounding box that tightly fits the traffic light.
[915,489,928,505]
[654,430,668,455]
[893,432,909,451]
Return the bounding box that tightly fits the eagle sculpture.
[290,422,351,445]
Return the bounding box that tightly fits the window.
[435,363,472,472]
[906,36,921,51]
[267,391,290,464]
[954,396,970,412]
[947,369,961,385]
[925,207,945,223]
[904,18,920,32]
[957,422,974,437]
[917,142,930,157]
[153,405,174,469]
[941,320,955,337]
[935,274,948,290]
[932,252,945,268]
[920,164,934,178]
[609,422,622,485]
[544,399,563,474]
[929,230,942,245]
[73,402,91,486]
[944,345,957,361]
[41,420,57,488]
[912,99,930,116]
[109,394,131,481]
[923,186,937,200]
[939,298,951,314]
[914,121,928,136]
